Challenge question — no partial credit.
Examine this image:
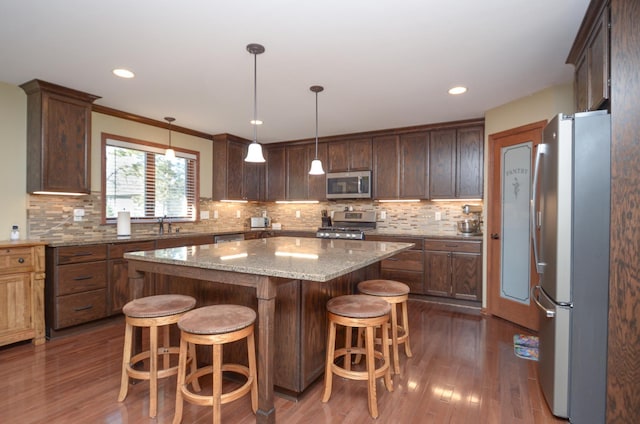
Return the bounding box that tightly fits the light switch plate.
[200,210,210,220]
[435,211,442,221]
[295,210,301,218]
[213,210,219,219]
[236,210,241,218]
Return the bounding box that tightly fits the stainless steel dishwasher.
[213,233,245,243]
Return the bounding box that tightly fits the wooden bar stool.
[173,304,258,424]
[322,294,393,419]
[357,279,413,375]
[118,294,199,418]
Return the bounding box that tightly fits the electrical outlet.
[295,210,301,218]
[73,208,85,222]
[213,210,219,219]
[200,210,210,220]
[435,211,442,221]
[380,210,387,220]
[262,210,267,218]
[236,210,241,218]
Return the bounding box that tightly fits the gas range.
[315,210,376,240]
[315,227,366,240]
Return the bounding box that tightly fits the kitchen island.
[125,236,413,424]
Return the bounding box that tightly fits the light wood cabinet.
[423,239,482,302]
[20,80,100,194]
[0,242,46,346]
[567,0,610,112]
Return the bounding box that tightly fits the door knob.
[490,233,500,239]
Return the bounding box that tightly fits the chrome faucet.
[158,216,165,234]
[167,219,172,234]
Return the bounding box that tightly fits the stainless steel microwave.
[326,171,371,199]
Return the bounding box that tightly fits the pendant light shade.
[245,43,266,163]
[164,116,176,159]
[308,85,325,175]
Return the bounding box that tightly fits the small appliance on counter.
[321,209,332,227]
[457,204,482,236]
[250,216,270,228]
[316,210,376,240]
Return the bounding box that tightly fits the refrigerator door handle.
[531,143,547,274]
[532,285,555,318]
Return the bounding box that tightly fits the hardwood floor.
[0,299,567,423]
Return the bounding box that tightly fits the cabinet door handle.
[73,275,93,281]
[386,257,399,261]
[18,257,25,263]
[74,305,94,312]
[72,252,94,257]
[491,233,500,239]
[444,244,458,248]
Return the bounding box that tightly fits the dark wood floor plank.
[0,299,567,423]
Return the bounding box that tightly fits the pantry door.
[486,121,546,331]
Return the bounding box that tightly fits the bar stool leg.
[365,325,378,418]
[247,331,258,413]
[322,320,337,402]
[401,300,413,357]
[173,335,187,424]
[117,321,133,402]
[149,324,158,417]
[212,343,223,424]
[344,325,353,371]
[390,303,401,375]
[382,322,393,391]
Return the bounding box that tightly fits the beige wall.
[0,82,27,239]
[480,82,575,307]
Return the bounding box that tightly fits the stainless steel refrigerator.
[531,110,610,423]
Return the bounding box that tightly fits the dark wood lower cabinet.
[423,239,482,302]
[108,241,156,315]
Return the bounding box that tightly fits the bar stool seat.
[358,279,413,374]
[173,304,258,424]
[322,294,393,418]
[118,294,199,418]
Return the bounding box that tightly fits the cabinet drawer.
[423,239,481,253]
[56,245,107,265]
[55,289,107,329]
[156,235,214,249]
[381,250,423,272]
[380,269,424,294]
[57,262,107,296]
[109,241,156,259]
[0,247,34,273]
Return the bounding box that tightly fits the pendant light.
[245,43,266,163]
[164,116,176,159]
[308,85,325,175]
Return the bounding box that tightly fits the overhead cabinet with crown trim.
[20,79,100,194]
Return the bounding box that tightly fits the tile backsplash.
[27,193,484,241]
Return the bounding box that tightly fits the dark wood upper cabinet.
[430,126,483,199]
[287,145,308,200]
[400,132,429,199]
[567,0,610,112]
[429,129,457,198]
[307,143,327,200]
[212,134,264,201]
[327,138,372,172]
[265,146,286,202]
[20,79,100,194]
[456,126,484,198]
[372,135,400,199]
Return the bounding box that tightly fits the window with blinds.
[102,133,199,223]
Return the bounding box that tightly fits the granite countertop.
[124,236,414,282]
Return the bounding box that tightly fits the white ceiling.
[0,0,589,143]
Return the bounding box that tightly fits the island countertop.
[124,236,414,282]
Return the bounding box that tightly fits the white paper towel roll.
[117,211,131,236]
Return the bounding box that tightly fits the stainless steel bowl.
[457,219,480,234]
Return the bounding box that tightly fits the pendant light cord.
[315,90,319,159]
[253,52,258,143]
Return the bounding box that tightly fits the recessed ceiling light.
[448,86,467,95]
[112,68,135,79]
